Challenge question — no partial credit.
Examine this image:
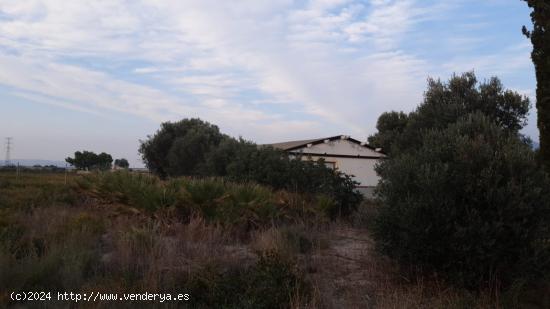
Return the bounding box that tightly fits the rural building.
[268,135,386,197]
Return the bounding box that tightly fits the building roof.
[266,135,383,153]
[268,137,328,151]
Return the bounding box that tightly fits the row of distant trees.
[65,151,129,171]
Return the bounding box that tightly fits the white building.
[269,135,386,197]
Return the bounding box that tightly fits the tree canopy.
[114,158,130,169]
[374,113,550,287]
[139,118,226,177]
[66,151,113,171]
[523,0,550,171]
[368,72,530,156]
[367,111,409,155]
[371,72,548,288]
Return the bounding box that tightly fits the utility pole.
[4,137,12,166]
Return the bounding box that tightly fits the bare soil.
[308,226,396,308]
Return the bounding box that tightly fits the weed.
[81,172,330,229]
[187,250,310,309]
[0,207,104,296]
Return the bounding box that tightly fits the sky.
[0,0,538,167]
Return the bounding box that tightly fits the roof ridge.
[267,135,364,151]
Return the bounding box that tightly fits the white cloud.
[0,53,191,121]
[0,0,537,147]
[441,42,533,78]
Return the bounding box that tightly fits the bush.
[188,251,309,308]
[225,144,363,217]
[79,171,181,212]
[373,114,550,288]
[139,118,227,177]
[139,118,363,217]
[78,172,330,227]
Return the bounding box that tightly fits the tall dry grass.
[1,171,316,307]
[2,171,547,308]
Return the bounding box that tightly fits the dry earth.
[308,226,397,308]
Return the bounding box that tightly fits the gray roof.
[265,135,386,155]
[268,137,332,151]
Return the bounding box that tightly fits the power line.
[5,137,12,166]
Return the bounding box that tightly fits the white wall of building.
[302,155,380,187]
[292,139,385,188]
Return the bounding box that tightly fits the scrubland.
[0,171,547,308]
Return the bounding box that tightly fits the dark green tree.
[371,73,545,288]
[197,137,257,176]
[367,111,409,155]
[370,72,530,155]
[139,118,227,177]
[114,158,130,169]
[374,113,550,288]
[66,151,94,170]
[96,152,113,170]
[523,0,550,171]
[66,151,112,170]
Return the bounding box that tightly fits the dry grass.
[0,172,310,307]
[1,171,548,308]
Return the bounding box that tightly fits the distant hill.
[0,159,68,167]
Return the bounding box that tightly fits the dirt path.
[310,226,392,308]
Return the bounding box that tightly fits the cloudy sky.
[0,0,537,167]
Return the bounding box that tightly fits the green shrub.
[225,145,363,217]
[374,114,550,288]
[221,183,277,227]
[245,251,309,308]
[80,172,330,228]
[179,178,226,220]
[188,251,309,308]
[80,171,180,211]
[139,118,363,217]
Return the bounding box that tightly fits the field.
[0,170,544,308]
